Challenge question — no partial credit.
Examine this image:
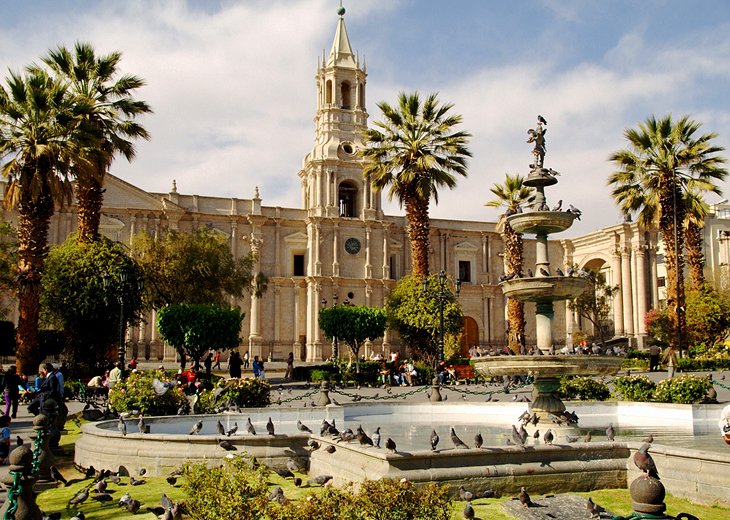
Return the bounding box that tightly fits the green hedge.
[676,357,730,372]
[558,376,610,401]
[612,375,656,402]
[109,371,188,415]
[653,374,712,404]
[197,377,270,412]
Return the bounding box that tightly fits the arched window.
[338,181,357,217]
[325,80,333,104]
[341,81,351,109]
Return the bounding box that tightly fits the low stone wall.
[309,438,629,496]
[625,442,730,506]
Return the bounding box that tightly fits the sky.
[2,0,730,236]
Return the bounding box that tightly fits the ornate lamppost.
[103,267,143,367]
[423,271,461,363]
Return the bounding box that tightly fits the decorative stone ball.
[9,444,33,467]
[33,414,49,428]
[337,6,346,16]
[630,475,666,514]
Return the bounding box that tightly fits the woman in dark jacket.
[3,365,21,418]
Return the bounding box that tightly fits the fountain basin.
[507,211,577,235]
[500,276,587,302]
[473,355,622,378]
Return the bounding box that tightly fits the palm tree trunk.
[660,182,687,353]
[15,187,54,375]
[404,191,431,277]
[503,223,525,353]
[685,220,705,291]
[76,170,104,243]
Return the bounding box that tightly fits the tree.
[684,285,730,348]
[133,227,265,308]
[385,274,463,364]
[609,114,727,354]
[683,189,710,291]
[0,221,17,318]
[42,42,152,243]
[319,305,386,373]
[485,173,534,353]
[362,92,471,277]
[156,304,244,369]
[0,67,93,374]
[41,236,144,374]
[567,269,619,345]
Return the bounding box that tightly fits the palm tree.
[683,189,710,291]
[361,92,471,277]
[42,42,151,243]
[486,173,534,353]
[0,68,92,374]
[608,115,726,354]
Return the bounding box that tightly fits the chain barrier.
[713,380,730,392]
[3,469,22,519]
[273,388,319,405]
[441,379,533,397]
[330,385,429,401]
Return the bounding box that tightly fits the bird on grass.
[94,479,107,494]
[450,428,469,449]
[458,485,474,501]
[69,514,85,520]
[463,501,475,519]
[129,476,146,486]
[272,466,294,479]
[246,417,256,435]
[50,466,67,486]
[430,430,439,451]
[307,475,333,487]
[266,417,275,435]
[189,420,203,435]
[118,493,132,507]
[518,486,533,507]
[634,443,659,479]
[297,420,312,433]
[91,493,113,503]
[166,476,178,486]
[126,498,141,514]
[68,487,90,506]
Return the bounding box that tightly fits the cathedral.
[2,12,729,362]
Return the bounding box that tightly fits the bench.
[451,364,475,384]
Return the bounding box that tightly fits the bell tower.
[299,6,381,220]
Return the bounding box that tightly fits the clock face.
[345,237,361,255]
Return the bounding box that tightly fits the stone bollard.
[429,378,443,402]
[0,445,43,520]
[30,413,54,483]
[316,381,332,406]
[39,398,61,451]
[610,475,699,520]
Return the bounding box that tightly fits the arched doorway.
[459,316,479,356]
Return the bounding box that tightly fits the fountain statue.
[474,116,622,428]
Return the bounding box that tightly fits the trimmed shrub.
[559,376,610,401]
[676,356,730,372]
[292,364,337,382]
[109,370,188,415]
[612,375,656,402]
[213,377,270,408]
[653,374,712,404]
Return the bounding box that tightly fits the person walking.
[662,347,678,378]
[649,343,660,372]
[212,350,222,370]
[285,352,294,381]
[252,355,265,379]
[243,351,250,370]
[2,365,21,418]
[229,351,243,379]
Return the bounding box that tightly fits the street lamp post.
[103,267,143,368]
[671,169,684,358]
[423,270,462,364]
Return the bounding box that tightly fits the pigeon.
[430,430,439,451]
[533,429,540,441]
[539,267,550,277]
[272,466,294,479]
[124,498,140,514]
[458,485,474,501]
[543,429,554,445]
[118,492,132,506]
[511,425,525,446]
[450,428,469,449]
[152,378,173,396]
[227,422,238,436]
[166,476,178,486]
[583,431,592,443]
[137,467,146,477]
[246,417,257,435]
[320,420,331,436]
[286,458,303,473]
[587,497,605,518]
[518,425,528,444]
[537,115,547,125]
[69,515,85,520]
[566,435,579,443]
[568,204,582,220]
[177,403,189,415]
[307,439,320,450]
[92,493,113,503]
[109,474,121,485]
[217,420,225,436]
[634,443,659,479]
[463,501,475,519]
[294,477,303,487]
[189,420,203,435]
[84,466,96,479]
[68,488,90,505]
[307,475,333,487]
[555,267,564,276]
[474,432,483,449]
[325,445,336,453]
[129,476,145,486]
[385,438,397,453]
[297,420,312,433]
[642,433,654,444]
[531,413,540,426]
[118,416,127,436]
[218,439,237,451]
[138,415,146,434]
[519,486,532,507]
[371,427,381,448]
[266,417,275,435]
[551,200,562,211]
[518,410,530,423]
[268,485,286,503]
[94,479,107,494]
[50,465,67,486]
[606,424,615,442]
[327,420,340,437]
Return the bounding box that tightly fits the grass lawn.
[33,414,730,519]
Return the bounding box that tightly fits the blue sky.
[2,0,730,235]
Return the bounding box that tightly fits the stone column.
[649,246,659,309]
[314,220,322,276]
[382,223,390,279]
[332,221,340,277]
[635,244,648,336]
[129,215,136,248]
[481,233,489,284]
[230,221,238,259]
[612,251,625,336]
[248,232,263,353]
[364,225,372,279]
[621,247,635,336]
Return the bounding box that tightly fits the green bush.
[182,456,270,520]
[108,371,188,415]
[310,369,337,382]
[340,360,381,386]
[653,374,712,404]
[414,361,434,385]
[625,349,651,360]
[208,377,271,408]
[612,375,656,402]
[559,376,610,401]
[292,364,337,382]
[676,356,730,372]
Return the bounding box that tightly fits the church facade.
[3,14,729,362]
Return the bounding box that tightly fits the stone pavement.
[501,493,616,519]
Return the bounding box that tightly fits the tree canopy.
[319,305,387,372]
[156,304,244,368]
[133,227,265,309]
[0,221,17,319]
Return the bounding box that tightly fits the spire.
[327,6,356,68]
